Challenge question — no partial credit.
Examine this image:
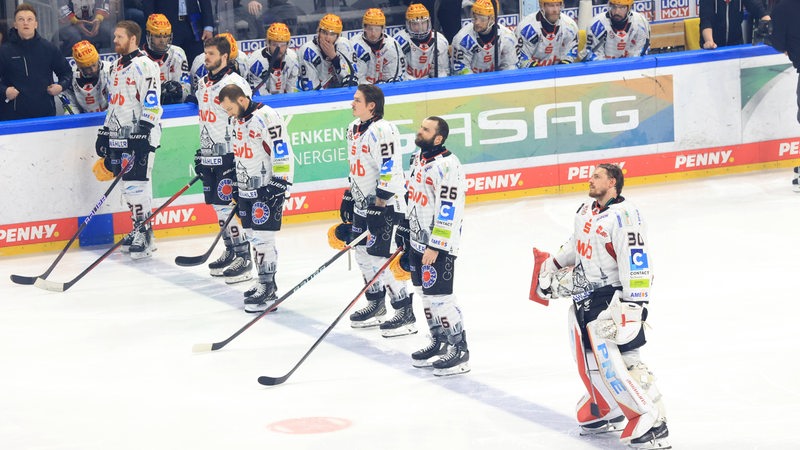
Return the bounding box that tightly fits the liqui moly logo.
[659,0,690,19]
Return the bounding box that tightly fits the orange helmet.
[72,40,99,68]
[267,22,291,43]
[146,13,172,36]
[405,4,432,40]
[363,8,386,27]
[318,13,343,34]
[609,0,634,6]
[472,0,495,17]
[217,33,239,59]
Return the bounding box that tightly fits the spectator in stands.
[120,0,147,32]
[0,4,73,121]
[699,0,770,49]
[582,0,650,61]
[246,0,306,30]
[58,0,116,56]
[143,0,214,62]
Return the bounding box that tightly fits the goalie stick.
[32,175,201,293]
[174,207,237,266]
[257,247,402,386]
[10,160,129,285]
[191,229,370,353]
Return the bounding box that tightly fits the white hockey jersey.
[346,117,407,215]
[407,148,466,256]
[190,53,249,93]
[351,33,406,84]
[104,49,163,146]
[196,67,252,155]
[297,37,357,90]
[516,12,580,67]
[229,102,295,193]
[451,23,518,74]
[393,30,450,79]
[553,198,652,303]
[583,11,651,61]
[66,60,110,113]
[245,47,300,95]
[145,45,191,102]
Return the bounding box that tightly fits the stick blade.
[10,274,38,285]
[257,375,287,386]
[191,343,214,353]
[175,255,207,267]
[33,277,67,292]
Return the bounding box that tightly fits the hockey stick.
[257,247,402,386]
[10,160,129,285]
[174,207,237,266]
[191,229,370,353]
[32,175,201,293]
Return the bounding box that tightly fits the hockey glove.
[92,157,114,182]
[365,204,387,235]
[161,80,184,105]
[95,127,110,157]
[339,189,355,223]
[270,47,283,71]
[127,133,153,153]
[193,148,213,183]
[395,217,410,250]
[592,291,645,345]
[261,177,289,202]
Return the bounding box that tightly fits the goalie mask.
[405,3,432,40]
[146,13,172,55]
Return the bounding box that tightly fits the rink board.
[1,45,799,255]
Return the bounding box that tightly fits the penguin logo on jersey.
[366,233,377,248]
[252,202,270,225]
[217,178,234,202]
[121,152,135,174]
[421,264,437,288]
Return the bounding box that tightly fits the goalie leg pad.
[586,327,662,444]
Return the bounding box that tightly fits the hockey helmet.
[405,3,432,40]
[608,0,634,6]
[267,22,291,43]
[217,33,239,59]
[472,0,495,17]
[146,13,172,36]
[539,0,564,8]
[146,14,172,54]
[72,40,99,68]
[363,8,386,27]
[93,158,114,182]
[318,13,343,34]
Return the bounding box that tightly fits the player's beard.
[205,58,223,73]
[415,134,435,150]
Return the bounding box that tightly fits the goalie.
[530,164,670,449]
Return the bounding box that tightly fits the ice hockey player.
[531,164,670,449]
[66,40,109,113]
[297,14,358,90]
[402,116,470,376]
[583,0,651,61]
[95,20,162,259]
[451,0,518,74]
[331,84,416,336]
[190,32,249,94]
[218,83,295,312]
[194,35,254,283]
[516,0,580,67]
[245,22,300,95]
[142,13,190,104]
[393,3,449,79]
[351,8,405,84]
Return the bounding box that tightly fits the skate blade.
[225,273,254,285]
[433,363,470,377]
[350,318,384,329]
[381,324,418,338]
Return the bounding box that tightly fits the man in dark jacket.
[143,0,214,62]
[0,4,73,121]
[769,0,800,190]
[699,0,771,48]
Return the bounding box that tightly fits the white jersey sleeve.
[394,30,450,79]
[68,60,110,113]
[190,53,206,93]
[516,12,580,66]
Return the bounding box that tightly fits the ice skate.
[379,304,417,337]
